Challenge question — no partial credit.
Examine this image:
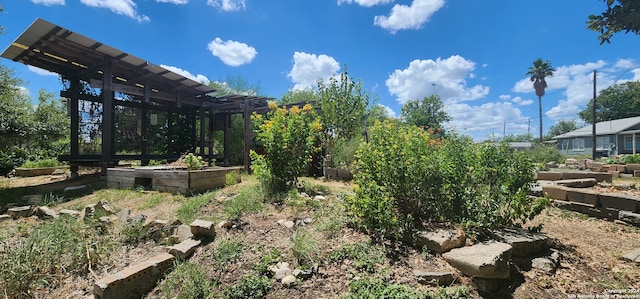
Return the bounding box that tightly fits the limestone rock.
[95,200,114,216]
[168,238,202,260]
[493,228,548,257]
[283,220,295,229]
[117,208,130,224]
[413,270,456,286]
[293,268,313,280]
[414,228,466,253]
[7,205,32,219]
[0,214,11,222]
[34,206,59,220]
[619,211,640,226]
[314,195,326,201]
[173,224,194,242]
[79,204,96,221]
[281,275,296,286]
[555,178,597,188]
[531,257,556,273]
[190,219,216,239]
[275,267,292,280]
[59,209,80,218]
[622,248,640,263]
[442,242,512,279]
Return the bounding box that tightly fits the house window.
[596,136,610,150]
[624,135,640,150]
[573,138,585,151]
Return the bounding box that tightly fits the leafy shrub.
[183,153,206,170]
[211,237,244,270]
[333,137,362,167]
[250,102,322,194]
[347,120,548,240]
[20,158,62,168]
[621,153,640,164]
[522,143,566,164]
[225,171,241,186]
[159,262,216,299]
[223,273,273,299]
[254,247,282,275]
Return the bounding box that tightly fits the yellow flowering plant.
[250,103,322,194]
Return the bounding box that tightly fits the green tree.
[588,0,640,44]
[32,89,70,158]
[400,95,450,130]
[546,119,579,138]
[526,58,555,142]
[317,66,369,157]
[279,88,319,105]
[503,133,533,142]
[578,81,640,123]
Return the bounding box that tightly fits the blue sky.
[2,0,640,140]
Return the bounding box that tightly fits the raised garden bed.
[107,166,241,193]
[14,166,69,177]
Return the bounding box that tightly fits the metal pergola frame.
[2,18,271,175]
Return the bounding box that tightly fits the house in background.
[552,116,640,157]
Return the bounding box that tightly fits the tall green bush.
[250,102,322,194]
[347,120,548,240]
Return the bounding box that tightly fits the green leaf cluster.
[347,120,549,240]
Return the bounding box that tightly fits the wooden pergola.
[1,18,271,176]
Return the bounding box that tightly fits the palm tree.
[526,58,555,142]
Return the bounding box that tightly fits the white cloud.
[31,0,65,5]
[207,38,257,67]
[386,55,489,104]
[28,66,58,77]
[156,0,188,4]
[377,104,397,118]
[511,96,533,106]
[287,52,340,90]
[499,94,511,101]
[374,0,445,33]
[207,0,246,11]
[80,0,150,22]
[338,0,394,7]
[445,101,529,141]
[16,86,30,96]
[160,64,210,85]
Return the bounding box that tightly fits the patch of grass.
[328,242,385,273]
[286,189,321,215]
[20,158,62,168]
[159,261,216,299]
[254,247,282,276]
[291,228,320,267]
[225,171,241,187]
[431,285,472,299]
[0,217,115,297]
[316,203,349,238]
[211,237,244,270]
[298,179,330,196]
[223,185,264,220]
[223,273,272,299]
[342,276,426,299]
[175,192,215,223]
[116,221,149,245]
[40,192,65,206]
[140,193,163,209]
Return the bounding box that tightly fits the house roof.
[552,116,640,139]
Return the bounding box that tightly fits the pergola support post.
[223,113,231,166]
[243,99,252,172]
[69,76,80,178]
[101,58,114,174]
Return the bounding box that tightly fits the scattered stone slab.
[59,209,80,218]
[79,204,96,221]
[283,220,295,229]
[190,219,216,239]
[599,193,640,212]
[414,228,466,253]
[493,228,548,257]
[93,253,174,299]
[442,242,512,279]
[531,257,555,273]
[117,208,130,224]
[413,270,456,286]
[95,200,114,216]
[619,211,640,226]
[622,248,640,263]
[168,238,202,260]
[542,185,568,201]
[535,171,562,181]
[7,205,32,219]
[275,267,292,280]
[555,178,597,188]
[34,206,59,220]
[566,188,600,207]
[314,195,326,201]
[0,214,11,222]
[173,224,194,242]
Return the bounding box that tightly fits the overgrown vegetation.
[328,242,386,273]
[348,120,549,240]
[159,262,216,299]
[250,102,322,194]
[19,158,63,168]
[175,192,215,223]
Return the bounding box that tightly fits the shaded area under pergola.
[2,18,273,175]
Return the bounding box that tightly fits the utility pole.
[592,70,597,160]
[503,121,506,139]
[528,119,530,136]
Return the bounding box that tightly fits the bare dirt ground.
[1,174,640,298]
